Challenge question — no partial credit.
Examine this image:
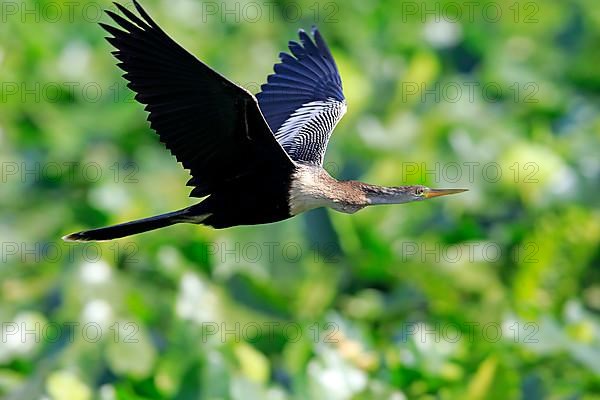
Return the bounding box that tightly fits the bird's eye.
[415,187,425,196]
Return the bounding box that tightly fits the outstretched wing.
[256,27,346,166]
[101,0,293,198]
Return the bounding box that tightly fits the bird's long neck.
[289,164,416,215]
[359,183,415,205]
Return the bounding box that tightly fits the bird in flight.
[64,0,466,242]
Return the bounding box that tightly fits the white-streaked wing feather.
[275,99,346,165]
[257,27,346,165]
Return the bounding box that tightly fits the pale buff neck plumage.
[288,164,421,215]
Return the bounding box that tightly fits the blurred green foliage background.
[1,0,600,399]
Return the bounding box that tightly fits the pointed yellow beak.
[424,188,468,199]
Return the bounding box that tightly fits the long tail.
[63,207,206,242]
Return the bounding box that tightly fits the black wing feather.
[101,0,293,198]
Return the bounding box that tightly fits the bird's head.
[361,184,468,205]
[409,185,468,202]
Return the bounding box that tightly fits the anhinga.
[64,0,467,242]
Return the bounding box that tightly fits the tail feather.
[63,208,205,242]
